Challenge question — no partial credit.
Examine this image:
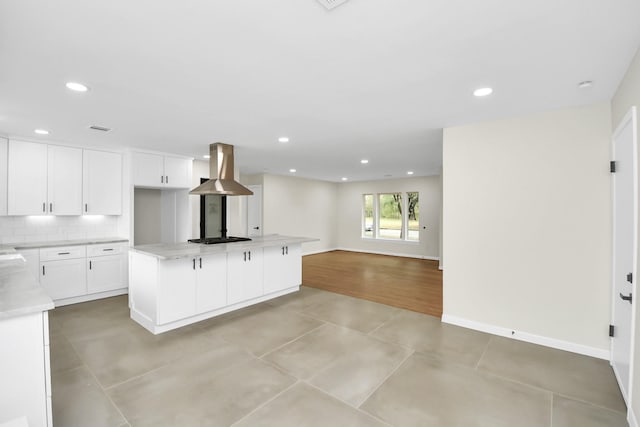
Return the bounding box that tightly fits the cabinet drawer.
[87,243,127,257]
[39,245,86,262]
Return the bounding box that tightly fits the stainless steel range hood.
[190,143,253,196]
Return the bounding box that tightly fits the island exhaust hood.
[189,143,254,196]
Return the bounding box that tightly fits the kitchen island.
[129,235,315,334]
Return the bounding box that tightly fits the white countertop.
[0,257,54,319]
[130,235,318,260]
[1,237,129,251]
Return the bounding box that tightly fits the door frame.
[610,106,638,410]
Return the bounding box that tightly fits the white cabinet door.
[47,145,82,215]
[0,137,7,216]
[132,152,164,187]
[83,149,122,215]
[40,258,87,300]
[227,248,264,305]
[196,253,227,313]
[263,244,302,294]
[87,254,126,294]
[8,140,48,215]
[164,156,192,189]
[157,257,196,324]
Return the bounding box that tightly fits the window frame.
[361,191,420,243]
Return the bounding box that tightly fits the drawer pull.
[103,248,114,251]
[58,252,70,255]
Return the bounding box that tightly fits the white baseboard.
[335,247,440,261]
[630,407,638,427]
[442,314,610,360]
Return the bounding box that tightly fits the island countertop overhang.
[129,234,318,260]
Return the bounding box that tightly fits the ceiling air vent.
[89,125,111,132]
[316,0,350,10]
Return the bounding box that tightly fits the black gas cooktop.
[188,237,252,245]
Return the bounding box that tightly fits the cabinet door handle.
[58,252,70,255]
[199,257,202,269]
[243,251,246,262]
[166,175,169,184]
[248,251,251,261]
[161,175,164,184]
[49,203,53,213]
[103,248,114,251]
[42,266,45,276]
[193,258,196,270]
[89,261,92,270]
[282,246,285,255]
[286,246,288,255]
[42,202,46,213]
[85,203,88,213]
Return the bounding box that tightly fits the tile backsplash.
[0,216,121,245]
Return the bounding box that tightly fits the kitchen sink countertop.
[0,237,129,251]
[130,234,318,260]
[0,257,54,319]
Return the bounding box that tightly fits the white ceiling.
[1,0,639,182]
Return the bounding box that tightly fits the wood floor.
[302,250,443,317]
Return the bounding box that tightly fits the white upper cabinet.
[47,145,83,215]
[132,152,164,187]
[0,138,7,216]
[163,156,192,188]
[8,140,48,215]
[132,152,192,189]
[83,149,122,215]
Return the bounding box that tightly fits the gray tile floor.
[49,286,628,427]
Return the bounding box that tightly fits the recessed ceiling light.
[66,82,89,92]
[407,171,414,175]
[341,177,348,181]
[578,80,593,89]
[34,129,49,135]
[473,87,493,97]
[360,159,369,164]
[278,137,290,143]
[203,155,210,159]
[289,169,297,173]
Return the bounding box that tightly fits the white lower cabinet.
[227,248,264,305]
[88,254,126,294]
[158,257,197,325]
[40,258,87,300]
[0,311,52,427]
[263,244,302,294]
[36,243,128,305]
[157,253,228,324]
[196,254,227,314]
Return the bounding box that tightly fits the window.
[363,194,374,238]
[362,191,420,242]
[379,193,403,239]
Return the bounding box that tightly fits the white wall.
[261,174,338,254]
[443,102,612,356]
[336,176,441,259]
[612,46,640,424]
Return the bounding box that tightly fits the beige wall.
[133,188,162,245]
[335,176,441,259]
[261,174,338,254]
[443,102,612,353]
[612,46,640,423]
